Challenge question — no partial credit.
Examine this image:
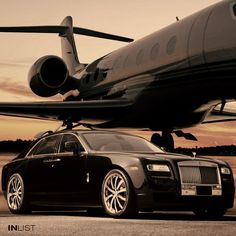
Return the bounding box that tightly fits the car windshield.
[82,133,164,153]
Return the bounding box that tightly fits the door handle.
[43,158,61,163]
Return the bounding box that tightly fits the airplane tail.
[59,16,82,74]
[0,17,133,75]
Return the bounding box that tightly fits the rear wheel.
[7,173,30,214]
[101,169,137,218]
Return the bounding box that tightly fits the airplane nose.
[204,0,236,64]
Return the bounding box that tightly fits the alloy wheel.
[7,174,24,211]
[102,170,129,215]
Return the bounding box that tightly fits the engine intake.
[28,55,68,97]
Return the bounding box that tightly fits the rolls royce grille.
[179,166,219,184]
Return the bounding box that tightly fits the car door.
[25,134,62,202]
[50,133,88,205]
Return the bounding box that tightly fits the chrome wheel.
[102,169,137,217]
[7,174,24,211]
[7,173,30,214]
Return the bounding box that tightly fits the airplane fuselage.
[71,0,236,130]
[0,0,235,134]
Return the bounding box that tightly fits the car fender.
[108,154,146,189]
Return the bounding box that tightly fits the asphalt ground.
[0,210,236,236]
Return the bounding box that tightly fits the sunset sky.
[0,0,235,147]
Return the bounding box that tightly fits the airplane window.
[136,49,144,66]
[150,43,160,60]
[166,36,177,55]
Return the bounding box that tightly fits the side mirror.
[64,141,81,155]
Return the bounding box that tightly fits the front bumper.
[136,162,235,211]
[136,185,235,211]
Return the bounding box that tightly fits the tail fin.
[0,17,133,74]
[60,16,82,74]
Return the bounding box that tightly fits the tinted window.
[82,133,163,153]
[59,134,84,153]
[29,135,61,156]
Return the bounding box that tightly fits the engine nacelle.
[28,55,68,97]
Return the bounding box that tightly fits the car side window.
[59,134,85,153]
[28,135,61,156]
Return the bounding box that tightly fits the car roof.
[36,129,136,139]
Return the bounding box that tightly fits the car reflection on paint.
[1,130,235,218]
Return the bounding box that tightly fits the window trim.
[58,133,88,155]
[26,134,62,158]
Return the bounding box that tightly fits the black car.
[1,130,235,218]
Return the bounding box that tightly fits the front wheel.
[193,208,227,219]
[7,173,30,214]
[101,169,137,218]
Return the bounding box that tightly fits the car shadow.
[31,210,236,221]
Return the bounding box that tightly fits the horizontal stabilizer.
[0,25,134,42]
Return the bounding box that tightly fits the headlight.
[221,167,231,175]
[147,164,170,172]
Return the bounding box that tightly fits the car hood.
[93,151,228,165]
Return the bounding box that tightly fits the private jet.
[0,0,236,150]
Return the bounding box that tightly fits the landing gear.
[151,131,174,152]
[162,131,174,152]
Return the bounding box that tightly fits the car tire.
[101,169,137,218]
[193,208,226,219]
[207,208,227,218]
[87,208,105,216]
[7,173,30,214]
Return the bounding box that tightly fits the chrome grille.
[178,161,220,185]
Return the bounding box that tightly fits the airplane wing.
[203,102,236,124]
[0,99,133,124]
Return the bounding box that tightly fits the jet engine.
[28,55,68,97]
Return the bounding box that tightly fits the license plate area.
[196,186,212,195]
[181,184,222,196]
